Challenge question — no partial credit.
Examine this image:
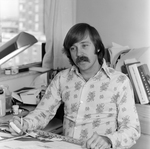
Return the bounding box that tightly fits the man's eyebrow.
[80,40,91,44]
[72,40,91,47]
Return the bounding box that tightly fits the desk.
[1,104,149,148]
[0,137,82,149]
[130,104,150,149]
[0,104,80,149]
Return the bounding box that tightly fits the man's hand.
[82,132,112,149]
[8,116,28,136]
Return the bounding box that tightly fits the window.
[0,0,45,69]
[35,15,39,22]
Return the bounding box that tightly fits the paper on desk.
[0,139,82,149]
[0,132,12,139]
[0,125,13,139]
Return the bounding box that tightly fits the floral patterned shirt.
[24,59,140,149]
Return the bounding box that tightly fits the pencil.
[21,116,23,129]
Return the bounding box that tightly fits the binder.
[137,64,150,102]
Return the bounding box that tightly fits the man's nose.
[76,46,83,56]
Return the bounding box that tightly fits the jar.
[4,68,11,75]
[0,87,6,117]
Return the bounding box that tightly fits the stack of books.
[124,58,150,105]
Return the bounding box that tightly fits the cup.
[12,105,19,115]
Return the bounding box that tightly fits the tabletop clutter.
[0,84,47,118]
[0,85,21,117]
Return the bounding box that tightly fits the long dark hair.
[63,23,105,65]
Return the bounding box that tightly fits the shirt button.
[80,101,83,104]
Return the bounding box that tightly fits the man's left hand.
[82,132,112,149]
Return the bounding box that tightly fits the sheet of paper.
[115,47,150,71]
[108,42,130,68]
[0,125,13,139]
[0,132,13,139]
[0,139,82,149]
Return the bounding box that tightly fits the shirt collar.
[70,58,112,79]
[101,59,112,78]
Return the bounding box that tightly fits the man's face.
[69,35,99,71]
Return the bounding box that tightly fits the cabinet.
[130,104,150,149]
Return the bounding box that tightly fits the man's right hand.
[8,116,28,136]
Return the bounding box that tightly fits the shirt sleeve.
[106,76,141,149]
[24,73,62,131]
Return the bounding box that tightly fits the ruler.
[0,130,83,146]
[35,130,83,146]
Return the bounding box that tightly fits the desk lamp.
[0,32,38,66]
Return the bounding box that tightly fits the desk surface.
[0,137,82,149]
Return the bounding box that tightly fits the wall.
[76,0,150,49]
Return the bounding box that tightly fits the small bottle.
[4,85,12,112]
[0,87,6,117]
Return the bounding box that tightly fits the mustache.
[76,56,89,64]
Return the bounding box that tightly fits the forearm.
[23,109,55,131]
[23,79,62,131]
[23,100,61,131]
[106,124,141,149]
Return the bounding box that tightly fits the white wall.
[76,0,150,49]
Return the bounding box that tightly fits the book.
[124,58,140,103]
[137,64,150,102]
[128,64,149,104]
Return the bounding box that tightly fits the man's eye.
[70,47,76,51]
[82,44,88,48]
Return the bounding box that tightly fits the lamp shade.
[0,32,38,65]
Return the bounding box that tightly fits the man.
[9,23,140,149]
